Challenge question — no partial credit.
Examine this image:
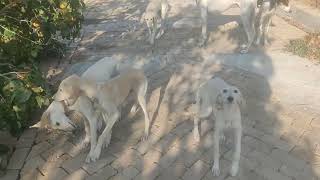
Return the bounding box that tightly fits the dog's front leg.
[89,110,119,162]
[86,112,99,163]
[199,0,208,47]
[193,116,200,142]
[212,127,221,176]
[230,127,242,176]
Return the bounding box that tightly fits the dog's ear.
[215,93,223,110]
[140,13,145,23]
[237,91,246,109]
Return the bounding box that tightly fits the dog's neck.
[79,78,99,100]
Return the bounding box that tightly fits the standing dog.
[141,0,168,45]
[54,68,150,162]
[196,0,290,53]
[255,0,291,46]
[196,0,258,53]
[193,77,245,176]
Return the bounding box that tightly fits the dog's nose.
[227,96,234,102]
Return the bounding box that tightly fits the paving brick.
[133,164,161,180]
[182,159,210,180]
[62,152,87,173]
[63,168,89,180]
[175,149,205,168]
[21,156,46,175]
[202,159,230,180]
[259,134,294,152]
[280,164,316,180]
[37,168,69,180]
[143,149,162,167]
[111,149,143,171]
[82,152,116,174]
[86,165,117,180]
[1,169,19,180]
[156,162,187,180]
[270,148,307,171]
[134,134,161,155]
[158,146,180,168]
[16,137,35,148]
[20,168,42,180]
[153,133,179,154]
[27,141,52,161]
[255,167,292,180]
[243,136,273,155]
[121,166,140,179]
[41,142,75,161]
[7,148,30,169]
[39,154,71,174]
[246,150,282,171]
[171,121,193,138]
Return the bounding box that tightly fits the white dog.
[141,0,168,45]
[193,77,245,176]
[34,57,121,131]
[255,0,291,46]
[196,0,291,53]
[54,67,150,162]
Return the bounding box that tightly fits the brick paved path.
[3,0,320,179]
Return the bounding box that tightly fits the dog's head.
[32,101,76,131]
[277,0,291,12]
[54,74,81,106]
[216,86,245,110]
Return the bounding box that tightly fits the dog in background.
[54,67,150,162]
[255,0,291,46]
[196,0,291,53]
[141,0,168,45]
[194,77,245,176]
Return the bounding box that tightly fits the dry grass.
[286,33,320,62]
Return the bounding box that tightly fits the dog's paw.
[240,44,248,54]
[141,134,149,141]
[230,162,239,176]
[198,39,206,47]
[86,147,101,163]
[212,164,220,176]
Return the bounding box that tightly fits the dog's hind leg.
[193,90,201,142]
[199,0,208,47]
[137,78,150,141]
[230,127,242,176]
[240,2,256,53]
[156,0,168,39]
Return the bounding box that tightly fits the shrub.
[0,0,85,136]
[286,33,320,62]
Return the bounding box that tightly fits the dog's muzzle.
[227,96,234,103]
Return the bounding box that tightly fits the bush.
[0,0,85,136]
[286,33,320,62]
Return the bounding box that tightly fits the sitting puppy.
[141,0,168,45]
[54,67,150,162]
[193,77,245,176]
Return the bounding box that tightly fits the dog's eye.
[56,122,60,126]
[223,89,227,93]
[234,90,238,93]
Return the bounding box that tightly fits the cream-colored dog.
[194,77,245,176]
[54,68,150,162]
[141,0,168,45]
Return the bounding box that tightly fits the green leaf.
[35,96,44,108]
[30,50,38,58]
[13,88,32,103]
[31,86,44,93]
